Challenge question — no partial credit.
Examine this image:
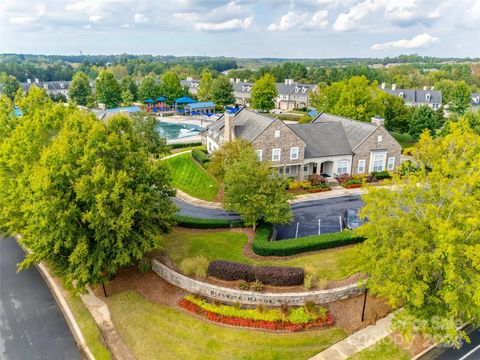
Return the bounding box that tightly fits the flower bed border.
[179,298,334,332]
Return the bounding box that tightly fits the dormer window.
[274,130,280,138]
[426,93,431,101]
[399,92,404,98]
[294,87,300,93]
[43,84,48,89]
[301,87,308,93]
[474,96,480,104]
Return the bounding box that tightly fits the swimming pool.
[156,122,206,140]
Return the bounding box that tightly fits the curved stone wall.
[152,259,364,306]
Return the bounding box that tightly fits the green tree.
[95,71,122,109]
[410,105,436,140]
[250,73,278,111]
[121,76,138,102]
[209,76,235,106]
[356,122,480,346]
[130,111,169,156]
[449,81,471,115]
[375,91,412,133]
[68,72,91,106]
[208,139,252,180]
[197,69,214,101]
[159,71,182,102]
[138,76,160,102]
[223,147,292,230]
[1,100,177,289]
[0,73,20,100]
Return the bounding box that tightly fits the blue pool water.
[156,122,206,140]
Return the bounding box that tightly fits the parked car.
[342,209,363,230]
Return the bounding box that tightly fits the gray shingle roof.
[383,88,442,105]
[312,113,377,150]
[232,81,315,96]
[288,123,352,158]
[207,108,275,142]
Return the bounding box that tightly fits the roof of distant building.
[185,101,215,109]
[383,88,442,105]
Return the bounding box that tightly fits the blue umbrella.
[144,98,155,104]
[156,96,167,102]
[175,96,197,104]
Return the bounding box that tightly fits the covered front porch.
[274,163,304,180]
[303,155,354,179]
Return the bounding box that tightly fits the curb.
[35,262,96,360]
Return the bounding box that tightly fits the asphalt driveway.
[0,237,81,360]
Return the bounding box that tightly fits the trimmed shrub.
[180,256,209,277]
[171,142,202,149]
[208,260,255,282]
[371,170,391,180]
[192,148,209,167]
[254,266,304,286]
[308,174,327,186]
[175,215,244,229]
[252,224,365,257]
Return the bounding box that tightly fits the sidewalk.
[175,188,224,209]
[309,313,394,360]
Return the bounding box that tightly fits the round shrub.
[207,260,255,282]
[253,265,305,286]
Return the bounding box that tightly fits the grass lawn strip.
[348,338,410,359]
[165,153,219,201]
[162,228,360,281]
[392,132,416,149]
[105,290,348,360]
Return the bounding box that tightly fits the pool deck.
[158,115,217,144]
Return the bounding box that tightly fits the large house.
[232,79,317,110]
[381,83,442,110]
[20,79,71,98]
[180,77,200,95]
[205,108,402,180]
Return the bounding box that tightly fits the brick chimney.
[223,112,236,143]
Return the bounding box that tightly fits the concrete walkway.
[310,313,394,360]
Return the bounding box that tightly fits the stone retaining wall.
[152,259,364,306]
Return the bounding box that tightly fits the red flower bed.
[346,183,362,189]
[178,298,334,332]
[309,187,332,193]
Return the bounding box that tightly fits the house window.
[274,130,280,138]
[272,148,281,162]
[256,149,263,162]
[290,147,299,160]
[426,93,431,101]
[285,166,290,175]
[387,157,395,170]
[278,167,283,175]
[399,92,404,98]
[372,152,386,172]
[357,159,366,174]
[377,135,383,142]
[304,164,309,173]
[337,160,349,175]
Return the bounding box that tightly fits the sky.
[0,0,479,58]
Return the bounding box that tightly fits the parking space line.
[295,222,299,238]
[339,216,343,232]
[318,219,321,235]
[459,344,480,360]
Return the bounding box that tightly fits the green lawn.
[106,290,348,360]
[392,132,416,149]
[348,339,409,360]
[165,153,220,201]
[162,228,360,281]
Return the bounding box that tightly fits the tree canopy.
[0,72,20,100]
[197,69,213,102]
[69,71,91,106]
[356,121,480,346]
[209,76,235,106]
[138,76,160,102]
[95,71,122,109]
[250,73,277,111]
[410,105,436,140]
[208,139,252,180]
[159,71,183,102]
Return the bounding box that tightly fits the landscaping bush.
[207,260,255,282]
[336,174,362,188]
[298,115,313,124]
[308,174,327,186]
[371,170,391,180]
[253,266,304,286]
[192,148,209,167]
[398,160,420,177]
[180,256,209,277]
[288,181,311,190]
[171,142,202,149]
[252,224,365,257]
[175,215,244,229]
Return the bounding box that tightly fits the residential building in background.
[205,108,401,180]
[381,83,443,109]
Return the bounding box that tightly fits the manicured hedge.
[207,260,305,286]
[171,142,202,149]
[208,260,255,282]
[252,224,365,257]
[175,215,244,229]
[192,148,209,167]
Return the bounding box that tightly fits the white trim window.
[387,156,395,170]
[256,149,263,162]
[303,164,309,173]
[337,160,349,175]
[357,159,366,174]
[371,152,386,172]
[285,166,290,175]
[274,130,280,138]
[272,148,281,162]
[377,135,383,142]
[290,147,299,160]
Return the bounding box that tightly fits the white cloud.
[268,10,328,31]
[9,16,37,25]
[89,14,104,22]
[371,33,439,50]
[195,16,253,31]
[133,13,148,24]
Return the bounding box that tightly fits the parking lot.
[274,195,364,240]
